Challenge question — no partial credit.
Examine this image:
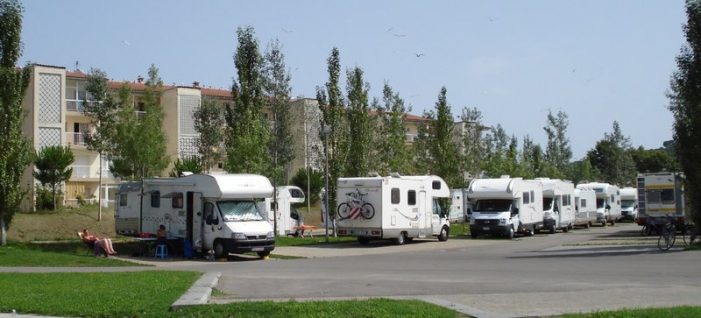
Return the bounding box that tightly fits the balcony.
[66,132,87,147]
[66,100,85,113]
[70,164,114,180]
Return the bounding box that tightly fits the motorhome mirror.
[606,204,611,210]
[511,207,519,216]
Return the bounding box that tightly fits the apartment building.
[19,63,428,211]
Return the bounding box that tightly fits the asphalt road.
[170,223,701,317]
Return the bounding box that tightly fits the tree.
[290,168,323,205]
[263,38,294,185]
[83,68,120,220]
[371,83,412,176]
[417,87,462,187]
[568,159,599,184]
[521,135,545,179]
[630,146,678,173]
[543,110,572,178]
[225,26,270,175]
[316,47,348,220]
[0,0,32,245]
[481,124,512,178]
[668,0,701,226]
[170,157,203,177]
[344,66,372,177]
[460,107,486,179]
[193,98,224,173]
[33,146,74,210]
[586,121,636,186]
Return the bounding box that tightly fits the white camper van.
[449,188,468,223]
[115,174,275,258]
[467,176,544,239]
[619,187,638,221]
[576,183,621,226]
[265,186,306,236]
[335,175,451,245]
[574,188,597,228]
[535,178,576,233]
[636,172,686,227]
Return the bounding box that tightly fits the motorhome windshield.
[596,198,605,209]
[621,200,635,208]
[217,200,264,221]
[543,198,553,211]
[474,199,511,212]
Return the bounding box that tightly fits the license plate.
[482,227,490,231]
[252,247,264,252]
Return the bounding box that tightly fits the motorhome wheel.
[610,219,616,226]
[601,220,607,227]
[438,227,449,241]
[395,232,406,245]
[549,224,556,234]
[585,222,591,229]
[470,232,478,239]
[257,251,270,258]
[508,226,515,240]
[213,240,227,259]
[527,226,535,236]
[563,225,569,233]
[357,236,370,245]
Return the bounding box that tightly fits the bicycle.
[681,223,698,246]
[337,189,375,220]
[657,221,677,251]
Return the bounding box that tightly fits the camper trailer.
[535,178,576,233]
[636,172,686,227]
[264,186,306,236]
[467,176,544,239]
[449,188,469,223]
[619,187,638,221]
[115,174,275,258]
[576,182,621,226]
[574,188,597,228]
[335,175,451,245]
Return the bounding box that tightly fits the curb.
[171,272,221,308]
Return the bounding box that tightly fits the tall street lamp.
[322,125,331,243]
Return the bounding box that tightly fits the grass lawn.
[275,235,356,246]
[562,306,701,318]
[0,242,136,267]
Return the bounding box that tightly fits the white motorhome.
[575,182,621,226]
[335,175,451,245]
[535,178,575,233]
[574,188,597,228]
[115,174,275,258]
[449,188,468,223]
[467,176,544,239]
[636,172,686,227]
[264,186,306,236]
[619,187,638,221]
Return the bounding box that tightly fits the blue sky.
[19,1,685,159]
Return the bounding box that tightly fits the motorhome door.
[431,198,441,235]
[190,192,202,250]
[201,200,219,250]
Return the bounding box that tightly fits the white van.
[535,178,576,233]
[336,175,451,245]
[576,182,621,226]
[574,188,597,228]
[619,187,638,221]
[468,176,544,239]
[116,173,275,258]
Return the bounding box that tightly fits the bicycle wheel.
[360,203,375,219]
[657,228,676,251]
[681,225,690,246]
[337,203,350,220]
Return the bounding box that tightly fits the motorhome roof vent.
[181,171,193,176]
[500,175,510,179]
[390,172,401,178]
[368,171,380,177]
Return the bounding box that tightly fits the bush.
[290,168,323,205]
[35,187,63,211]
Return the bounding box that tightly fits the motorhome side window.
[119,193,127,207]
[530,191,534,201]
[289,188,304,198]
[648,189,675,204]
[172,193,184,208]
[432,181,441,190]
[151,191,160,208]
[581,199,587,208]
[408,190,416,205]
[522,192,530,204]
[204,202,215,224]
[391,188,400,204]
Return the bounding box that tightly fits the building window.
[66,79,90,112]
[151,191,160,208]
[391,188,400,204]
[172,193,184,208]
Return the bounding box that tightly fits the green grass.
[0,242,136,267]
[561,306,701,318]
[450,223,471,238]
[275,235,356,246]
[0,271,199,317]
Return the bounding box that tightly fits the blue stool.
[155,244,168,259]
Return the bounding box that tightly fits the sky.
[19,1,686,159]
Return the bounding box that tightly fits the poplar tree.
[419,87,462,187]
[225,26,270,174]
[0,0,31,245]
[316,47,347,220]
[372,83,412,176]
[263,38,294,184]
[193,98,224,173]
[669,0,701,226]
[344,66,372,177]
[460,106,486,178]
[543,110,572,178]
